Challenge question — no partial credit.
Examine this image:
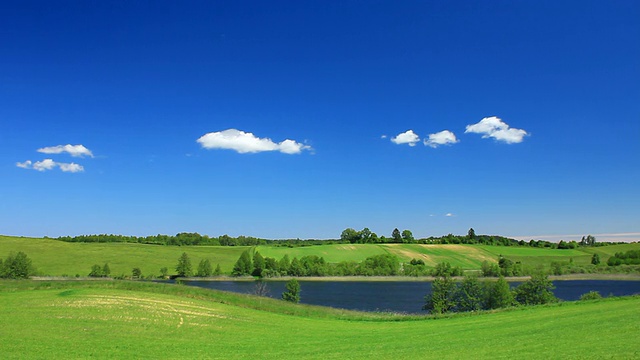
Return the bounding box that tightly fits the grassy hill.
[1,235,639,277]
[0,235,249,277]
[0,280,638,359]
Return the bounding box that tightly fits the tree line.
[54,230,629,249]
[424,273,557,314]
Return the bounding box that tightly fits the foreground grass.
[1,280,639,359]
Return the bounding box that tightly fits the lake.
[182,279,640,314]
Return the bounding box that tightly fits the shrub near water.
[0,252,35,279]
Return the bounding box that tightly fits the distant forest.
[53,230,625,248]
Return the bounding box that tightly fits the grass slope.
[2,235,638,276]
[0,235,249,277]
[0,280,639,359]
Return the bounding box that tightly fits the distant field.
[0,236,249,277]
[0,280,638,359]
[1,235,638,276]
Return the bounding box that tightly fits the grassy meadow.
[0,280,639,359]
[0,235,249,277]
[1,235,639,277]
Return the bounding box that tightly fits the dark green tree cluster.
[0,252,35,279]
[607,250,640,266]
[580,235,596,246]
[197,259,213,277]
[424,273,556,315]
[340,227,380,244]
[480,257,525,277]
[432,262,463,277]
[231,252,403,277]
[403,258,430,276]
[88,263,111,277]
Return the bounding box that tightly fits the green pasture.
[2,235,639,276]
[382,244,496,268]
[255,244,388,263]
[0,280,638,359]
[478,244,640,267]
[0,236,249,277]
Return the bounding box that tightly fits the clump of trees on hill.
[231,250,403,277]
[424,273,557,314]
[0,252,35,279]
[607,250,640,266]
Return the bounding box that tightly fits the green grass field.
[0,280,638,359]
[0,235,250,277]
[1,235,639,276]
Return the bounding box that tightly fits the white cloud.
[445,213,454,217]
[197,129,311,154]
[380,135,388,139]
[16,160,32,169]
[465,116,528,144]
[424,130,458,148]
[33,159,57,171]
[16,159,84,173]
[58,162,84,173]
[391,130,420,146]
[38,144,94,158]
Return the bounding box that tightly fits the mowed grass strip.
[0,236,249,277]
[0,281,638,359]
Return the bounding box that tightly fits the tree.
[423,275,457,314]
[580,235,596,246]
[392,228,402,243]
[289,257,304,276]
[282,278,301,303]
[89,264,103,277]
[1,252,34,279]
[132,267,142,279]
[278,255,291,276]
[401,230,414,243]
[485,276,515,309]
[175,252,193,277]
[514,273,557,305]
[591,253,601,265]
[197,259,213,277]
[433,262,452,277]
[481,261,500,277]
[102,263,111,277]
[341,228,361,243]
[252,252,265,277]
[468,228,476,239]
[213,264,222,276]
[160,267,169,278]
[232,250,253,276]
[455,275,484,312]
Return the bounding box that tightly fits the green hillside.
[1,235,638,276]
[0,281,638,359]
[0,235,249,277]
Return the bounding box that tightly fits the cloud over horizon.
[391,130,420,146]
[197,129,312,154]
[465,116,528,144]
[38,144,94,157]
[424,130,458,148]
[16,159,84,173]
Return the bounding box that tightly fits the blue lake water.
[181,279,640,314]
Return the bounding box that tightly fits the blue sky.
[1,1,638,241]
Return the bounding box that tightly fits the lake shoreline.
[175,273,640,282]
